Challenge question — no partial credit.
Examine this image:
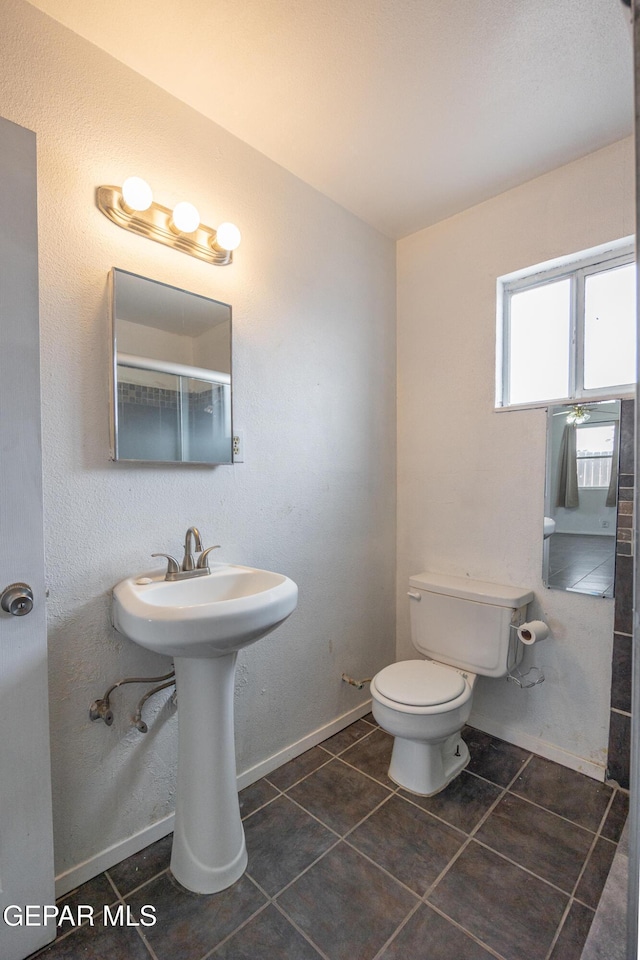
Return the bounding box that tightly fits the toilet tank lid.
[409,572,534,608]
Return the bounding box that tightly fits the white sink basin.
[113,562,298,658]
[111,560,298,895]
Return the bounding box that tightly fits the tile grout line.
[134,925,162,960]
[419,901,509,960]
[445,763,616,901]
[369,900,425,960]
[264,752,335,793]
[254,833,344,901]
[611,707,632,718]
[28,872,161,960]
[338,837,425,903]
[570,786,620,897]
[243,785,429,953]
[262,718,380,788]
[268,787,403,897]
[317,725,378,758]
[280,792,346,839]
[268,835,424,960]
[105,869,162,960]
[542,896,592,960]
[367,758,539,960]
[272,900,332,960]
[235,863,333,960]
[27,873,129,955]
[504,784,613,836]
[542,786,620,960]
[192,897,278,960]
[410,753,604,960]
[110,866,167,960]
[437,767,619,960]
[240,791,285,822]
[420,753,535,904]
[106,865,172,902]
[469,836,590,900]
[334,754,398,791]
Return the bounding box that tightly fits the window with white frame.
[575,422,615,488]
[496,240,637,408]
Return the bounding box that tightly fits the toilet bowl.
[371,572,533,797]
[371,659,477,795]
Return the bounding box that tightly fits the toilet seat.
[375,660,466,707]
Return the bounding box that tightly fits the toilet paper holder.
[507,666,545,688]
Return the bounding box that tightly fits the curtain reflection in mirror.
[556,425,579,509]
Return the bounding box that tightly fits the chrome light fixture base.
[96,185,233,266]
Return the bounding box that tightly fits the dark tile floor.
[30,718,628,960]
[547,532,616,597]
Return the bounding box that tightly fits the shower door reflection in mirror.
[110,269,232,464]
[543,400,620,597]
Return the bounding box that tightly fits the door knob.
[1,582,34,616]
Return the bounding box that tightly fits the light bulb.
[171,201,200,234]
[215,222,241,251]
[121,177,153,213]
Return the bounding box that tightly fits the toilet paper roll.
[517,620,549,645]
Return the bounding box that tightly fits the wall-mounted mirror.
[543,399,620,597]
[110,269,232,464]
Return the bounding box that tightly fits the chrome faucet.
[182,526,203,571]
[152,527,221,581]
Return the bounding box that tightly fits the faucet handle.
[196,546,221,569]
[151,553,180,579]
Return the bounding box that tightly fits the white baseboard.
[55,814,176,899]
[470,712,606,782]
[236,699,372,789]
[55,700,372,899]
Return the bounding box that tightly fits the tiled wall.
[607,397,634,789]
[118,381,179,409]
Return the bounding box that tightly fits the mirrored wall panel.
[110,269,232,464]
[543,400,620,597]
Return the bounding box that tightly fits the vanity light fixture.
[96,178,241,266]
[170,201,200,235]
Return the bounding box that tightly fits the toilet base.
[388,732,469,796]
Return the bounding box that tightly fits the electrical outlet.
[233,431,244,462]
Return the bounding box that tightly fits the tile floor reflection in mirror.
[546,533,616,598]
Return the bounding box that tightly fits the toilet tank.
[408,572,534,678]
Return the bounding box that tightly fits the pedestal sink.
[112,562,298,894]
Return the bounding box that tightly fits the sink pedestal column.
[171,653,247,894]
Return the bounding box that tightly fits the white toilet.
[371,572,533,796]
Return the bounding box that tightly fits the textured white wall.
[397,138,634,774]
[1,1,396,878]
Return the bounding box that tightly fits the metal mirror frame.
[109,269,233,465]
[543,399,621,598]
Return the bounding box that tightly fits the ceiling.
[28,0,634,239]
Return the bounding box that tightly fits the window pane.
[575,423,615,488]
[577,457,611,487]
[508,279,571,404]
[584,263,636,389]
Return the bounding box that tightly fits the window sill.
[494,388,635,413]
